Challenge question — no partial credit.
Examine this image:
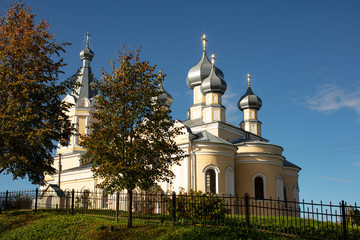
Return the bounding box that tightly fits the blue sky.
[1,0,359,205]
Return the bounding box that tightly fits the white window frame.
[252,172,267,199]
[276,174,284,200]
[202,164,220,194]
[225,166,234,195]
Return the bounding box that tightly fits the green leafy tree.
[81,46,184,228]
[0,2,77,184]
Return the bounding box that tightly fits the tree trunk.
[127,189,133,228]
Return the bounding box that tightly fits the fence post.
[71,189,75,215]
[172,191,176,226]
[116,191,119,223]
[34,188,38,212]
[5,190,8,211]
[341,200,348,240]
[244,193,250,228]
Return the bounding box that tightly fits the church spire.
[75,33,96,101]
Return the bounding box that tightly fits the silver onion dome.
[157,82,173,108]
[238,74,262,111]
[80,33,94,60]
[186,35,224,89]
[200,54,227,95]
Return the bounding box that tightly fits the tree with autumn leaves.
[0,2,77,184]
[1,2,183,229]
[81,47,184,228]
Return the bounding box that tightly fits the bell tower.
[186,35,224,120]
[200,54,227,123]
[57,33,96,155]
[238,74,262,136]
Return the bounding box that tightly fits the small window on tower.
[250,111,254,118]
[251,124,256,133]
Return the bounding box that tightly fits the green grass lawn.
[0,210,296,240]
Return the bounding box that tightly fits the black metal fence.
[0,189,359,239]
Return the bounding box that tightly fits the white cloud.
[320,176,351,183]
[354,163,360,167]
[304,84,360,121]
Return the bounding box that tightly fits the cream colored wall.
[190,105,202,119]
[57,146,85,154]
[54,167,96,191]
[78,116,86,135]
[217,129,244,142]
[53,154,81,172]
[193,86,205,104]
[168,156,190,193]
[60,178,95,192]
[241,109,261,136]
[205,126,237,141]
[194,153,234,194]
[203,107,225,123]
[56,105,93,155]
[237,144,283,155]
[243,109,258,121]
[234,143,287,198]
[234,162,283,198]
[204,128,219,137]
[283,169,300,202]
[205,93,221,105]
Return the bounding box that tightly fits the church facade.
[44,34,301,204]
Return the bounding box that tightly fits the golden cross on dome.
[211,54,215,66]
[247,73,251,87]
[201,34,207,51]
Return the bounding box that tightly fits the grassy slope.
[0,211,295,240]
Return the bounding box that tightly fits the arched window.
[205,169,216,194]
[225,167,234,195]
[283,186,288,207]
[254,177,264,199]
[202,165,220,194]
